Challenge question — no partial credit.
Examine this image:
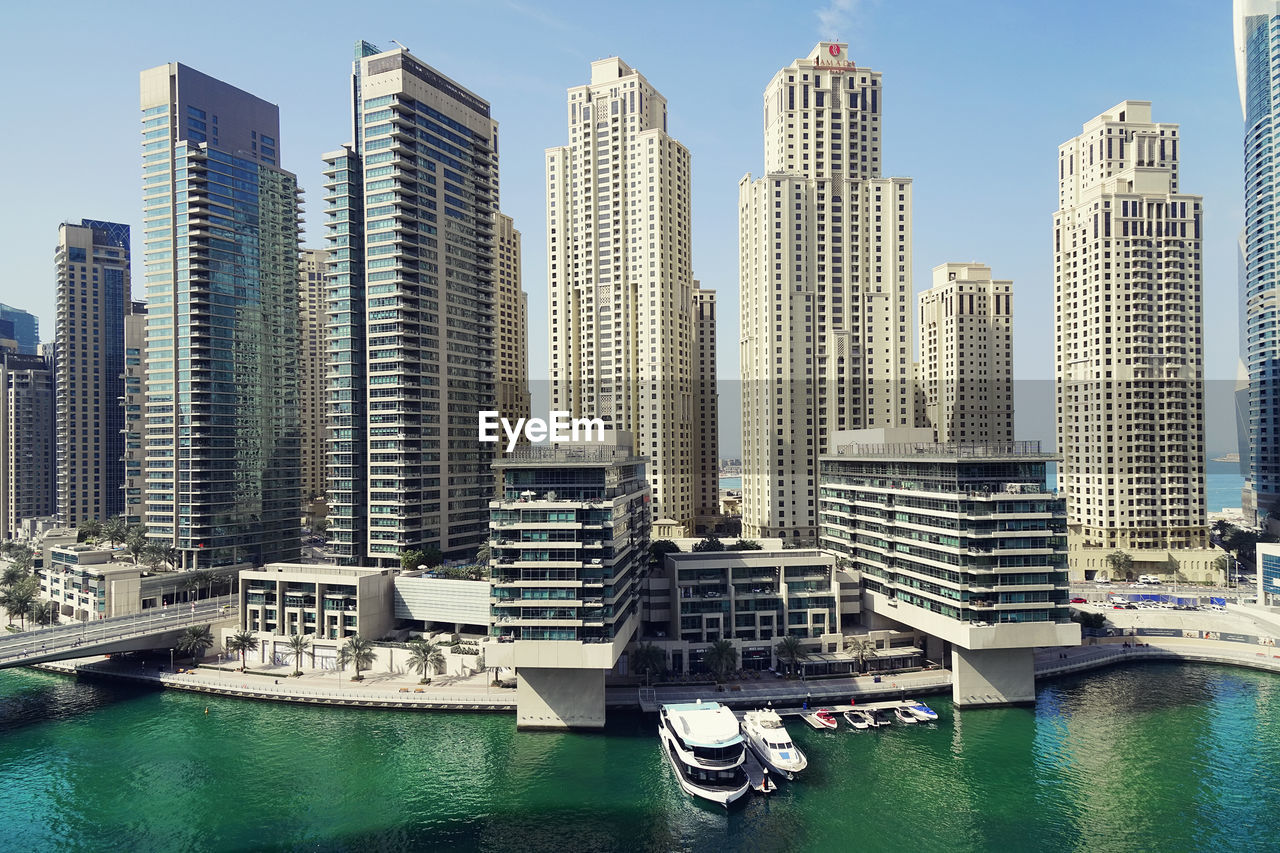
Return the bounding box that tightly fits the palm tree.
[126,526,148,565]
[775,634,803,678]
[226,629,259,670]
[2,562,28,588]
[337,635,376,681]
[704,638,737,683]
[630,642,666,685]
[164,546,181,571]
[140,543,168,571]
[846,636,878,673]
[29,600,58,628]
[77,519,104,543]
[1,578,36,629]
[103,516,128,547]
[406,641,445,683]
[10,550,33,574]
[177,624,215,665]
[286,633,311,676]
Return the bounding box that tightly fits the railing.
[0,595,239,665]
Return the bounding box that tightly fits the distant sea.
[722,462,1246,512]
[1045,460,1245,513]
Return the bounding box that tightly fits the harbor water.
[1,662,1278,851]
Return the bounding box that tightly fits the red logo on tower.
[829,44,840,56]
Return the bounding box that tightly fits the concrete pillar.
[951,646,1035,708]
[515,667,606,730]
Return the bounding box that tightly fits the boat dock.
[741,749,776,794]
[738,699,920,723]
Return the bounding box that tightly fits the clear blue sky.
[0,0,1241,454]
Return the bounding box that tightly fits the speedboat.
[904,702,938,722]
[813,709,838,729]
[871,708,896,727]
[893,706,918,724]
[659,701,750,807]
[741,708,807,779]
[843,709,875,730]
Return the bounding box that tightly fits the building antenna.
[390,39,410,52]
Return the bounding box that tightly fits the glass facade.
[140,63,301,568]
[819,444,1071,626]
[325,43,498,565]
[1239,6,1280,523]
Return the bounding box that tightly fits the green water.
[1,663,1278,852]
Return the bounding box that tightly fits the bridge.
[0,595,239,669]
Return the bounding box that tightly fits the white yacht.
[659,701,751,806]
[741,708,808,779]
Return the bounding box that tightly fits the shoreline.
[25,635,1280,714]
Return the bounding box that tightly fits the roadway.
[0,595,239,669]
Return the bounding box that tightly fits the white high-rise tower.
[739,43,914,543]
[1054,101,1211,577]
[546,58,713,532]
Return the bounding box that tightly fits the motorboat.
[843,708,875,730]
[904,702,938,722]
[813,709,838,729]
[741,708,807,779]
[871,708,896,727]
[893,706,919,724]
[659,701,750,807]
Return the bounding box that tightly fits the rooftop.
[826,440,1057,462]
[662,701,743,747]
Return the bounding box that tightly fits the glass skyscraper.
[1236,0,1280,526]
[323,42,498,565]
[139,63,301,568]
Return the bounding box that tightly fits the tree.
[630,642,666,686]
[103,516,128,547]
[310,517,329,536]
[29,600,58,628]
[286,633,311,676]
[2,562,29,588]
[77,519,104,543]
[1105,550,1134,581]
[704,639,737,683]
[475,543,491,566]
[845,637,878,673]
[184,570,212,602]
[338,635,376,680]
[401,546,443,572]
[1071,611,1107,630]
[0,578,37,629]
[692,535,725,553]
[728,539,763,551]
[177,624,214,664]
[140,543,168,571]
[9,550,33,574]
[406,641,445,683]
[226,630,259,670]
[1212,519,1230,539]
[126,526,148,565]
[649,540,681,567]
[775,634,803,677]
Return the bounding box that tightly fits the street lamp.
[169,648,174,672]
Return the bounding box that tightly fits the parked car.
[1070,597,1087,604]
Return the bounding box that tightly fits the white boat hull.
[660,729,749,806]
[746,738,806,779]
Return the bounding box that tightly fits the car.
[1070,597,1087,604]
[1124,604,1138,610]
[1132,581,1148,587]
[1113,605,1125,609]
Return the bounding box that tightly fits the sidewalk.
[1034,637,1280,678]
[35,654,517,711]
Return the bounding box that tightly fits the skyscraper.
[547,57,712,533]
[139,63,301,568]
[693,284,719,522]
[494,213,529,426]
[54,219,130,526]
[298,248,329,504]
[1054,101,1211,577]
[1,351,55,537]
[739,43,915,543]
[917,263,1013,443]
[0,305,39,356]
[1236,0,1280,527]
[323,42,498,565]
[122,301,147,526]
